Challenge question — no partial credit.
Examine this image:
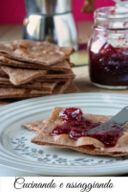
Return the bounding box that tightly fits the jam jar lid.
[94,6,128,29]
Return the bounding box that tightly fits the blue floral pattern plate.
[0,93,128,176]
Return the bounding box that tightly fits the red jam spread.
[89,43,128,86]
[51,107,123,147]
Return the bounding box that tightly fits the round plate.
[0,93,128,176]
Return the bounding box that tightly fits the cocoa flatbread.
[0,75,58,85]
[0,76,77,92]
[53,80,71,94]
[0,77,10,84]
[0,80,58,91]
[0,80,72,99]
[0,40,73,66]
[1,66,74,86]
[23,121,45,132]
[64,82,79,93]
[0,68,7,77]
[0,55,72,72]
[25,107,128,157]
[0,88,52,99]
[1,66,47,85]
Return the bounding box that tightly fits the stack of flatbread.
[0,40,78,99]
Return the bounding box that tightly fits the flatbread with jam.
[23,107,128,157]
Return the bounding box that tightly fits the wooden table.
[0,22,128,106]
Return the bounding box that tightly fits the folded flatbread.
[24,107,128,157]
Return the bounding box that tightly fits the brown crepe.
[24,107,128,157]
[0,40,73,66]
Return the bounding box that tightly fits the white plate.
[0,93,128,176]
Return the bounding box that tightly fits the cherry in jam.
[89,43,128,86]
[51,108,123,147]
[59,107,83,122]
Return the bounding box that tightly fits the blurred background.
[0,0,114,24]
[0,0,115,66]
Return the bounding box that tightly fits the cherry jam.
[88,6,128,89]
[87,122,123,147]
[89,43,128,87]
[51,108,123,147]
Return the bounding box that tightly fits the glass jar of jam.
[88,6,128,89]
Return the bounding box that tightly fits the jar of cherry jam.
[88,6,128,89]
